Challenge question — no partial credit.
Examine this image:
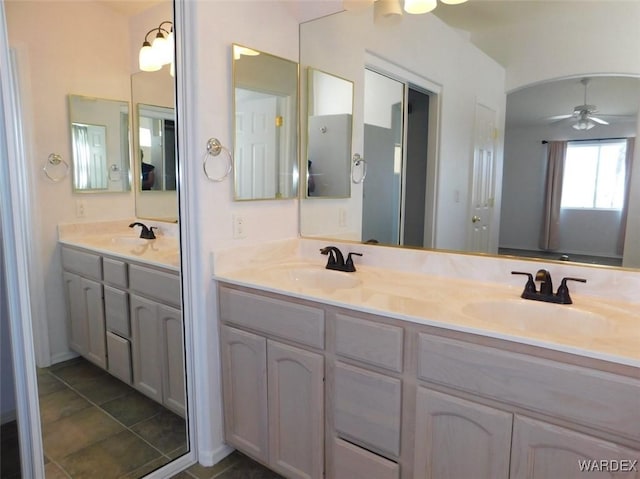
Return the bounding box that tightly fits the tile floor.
[4,357,281,478]
[38,357,188,478]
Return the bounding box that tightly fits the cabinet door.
[64,272,106,368]
[104,285,129,337]
[267,340,324,479]
[130,294,162,403]
[511,416,640,479]
[159,304,185,417]
[220,325,269,462]
[414,387,512,479]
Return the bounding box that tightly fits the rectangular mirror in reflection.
[68,95,131,193]
[306,68,354,198]
[232,44,299,200]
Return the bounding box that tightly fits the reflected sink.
[111,236,150,246]
[285,267,362,290]
[462,299,615,336]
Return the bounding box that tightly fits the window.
[561,139,627,210]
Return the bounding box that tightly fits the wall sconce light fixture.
[139,21,174,73]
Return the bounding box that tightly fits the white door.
[468,103,497,253]
[235,90,278,199]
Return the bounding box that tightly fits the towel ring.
[43,153,69,182]
[351,153,367,184]
[203,138,233,182]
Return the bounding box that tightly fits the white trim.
[0,3,45,477]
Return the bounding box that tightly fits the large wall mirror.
[4,0,189,477]
[68,95,131,193]
[232,44,299,200]
[305,68,354,198]
[132,67,179,221]
[299,1,640,270]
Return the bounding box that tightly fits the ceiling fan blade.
[591,116,609,125]
[547,114,573,122]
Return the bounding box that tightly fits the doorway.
[362,67,437,247]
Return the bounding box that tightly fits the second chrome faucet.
[512,269,586,305]
[320,246,362,273]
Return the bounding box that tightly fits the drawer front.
[104,286,130,337]
[61,247,102,280]
[333,438,399,479]
[335,313,403,372]
[129,264,181,308]
[103,258,128,288]
[106,332,132,384]
[334,362,402,458]
[219,287,325,349]
[418,334,640,442]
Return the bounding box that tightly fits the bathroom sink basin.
[462,299,615,336]
[111,236,150,246]
[285,267,361,290]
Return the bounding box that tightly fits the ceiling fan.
[547,78,609,130]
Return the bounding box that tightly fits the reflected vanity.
[68,95,131,193]
[232,44,299,200]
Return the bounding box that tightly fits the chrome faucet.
[512,270,586,304]
[129,222,157,239]
[320,246,362,272]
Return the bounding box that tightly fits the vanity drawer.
[334,361,402,458]
[129,264,181,308]
[417,334,640,442]
[219,287,325,349]
[106,331,132,384]
[104,286,130,337]
[335,313,403,372]
[333,438,399,479]
[61,247,102,280]
[103,258,128,288]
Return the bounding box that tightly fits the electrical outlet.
[232,214,247,239]
[76,199,86,218]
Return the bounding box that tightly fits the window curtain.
[617,137,635,255]
[539,141,567,250]
[72,124,91,189]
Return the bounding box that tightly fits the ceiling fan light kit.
[549,78,610,130]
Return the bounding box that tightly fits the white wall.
[299,7,506,251]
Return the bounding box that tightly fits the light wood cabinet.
[131,295,185,416]
[63,272,106,369]
[218,283,639,479]
[414,387,512,479]
[268,340,324,479]
[220,305,324,479]
[510,416,640,479]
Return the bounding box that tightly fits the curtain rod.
[541,137,628,145]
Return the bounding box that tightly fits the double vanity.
[214,240,640,479]
[58,220,185,417]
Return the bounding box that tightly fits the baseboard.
[198,443,234,467]
[49,350,79,366]
[1,409,16,425]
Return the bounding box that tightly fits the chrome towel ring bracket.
[43,153,69,182]
[203,138,233,182]
[351,153,367,184]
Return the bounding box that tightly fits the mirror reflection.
[68,95,131,193]
[233,44,299,200]
[305,68,354,198]
[299,2,640,269]
[132,67,179,221]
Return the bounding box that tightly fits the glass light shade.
[404,0,437,14]
[139,42,161,72]
[152,32,172,65]
[375,0,403,22]
[573,119,595,130]
[440,0,468,4]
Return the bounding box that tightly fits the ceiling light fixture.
[139,21,174,73]
[403,0,467,15]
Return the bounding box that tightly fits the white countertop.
[60,234,180,271]
[214,259,640,367]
